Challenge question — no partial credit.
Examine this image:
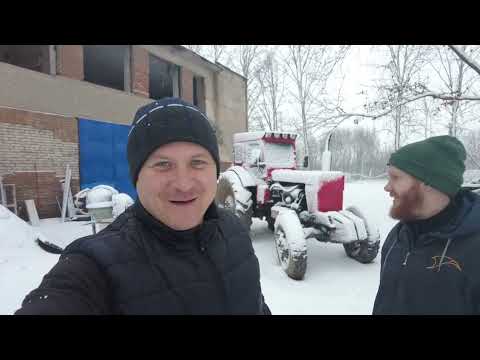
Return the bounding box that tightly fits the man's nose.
[384,181,391,192]
[172,166,195,192]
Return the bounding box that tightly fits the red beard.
[389,182,424,221]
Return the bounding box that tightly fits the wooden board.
[25,199,40,226]
[61,164,72,222]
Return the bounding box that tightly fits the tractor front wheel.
[274,209,307,280]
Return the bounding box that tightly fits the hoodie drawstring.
[437,238,452,272]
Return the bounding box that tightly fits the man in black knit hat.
[373,135,480,314]
[16,97,271,315]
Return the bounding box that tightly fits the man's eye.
[192,159,208,168]
[152,161,171,169]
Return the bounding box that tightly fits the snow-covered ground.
[0,179,396,315]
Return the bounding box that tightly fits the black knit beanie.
[127,97,220,186]
[388,135,466,197]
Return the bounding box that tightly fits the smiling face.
[136,142,218,231]
[384,165,425,221]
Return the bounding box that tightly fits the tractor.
[215,131,380,280]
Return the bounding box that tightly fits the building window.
[193,76,206,113]
[149,54,180,100]
[83,45,127,91]
[0,45,50,74]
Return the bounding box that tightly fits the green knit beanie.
[388,135,466,197]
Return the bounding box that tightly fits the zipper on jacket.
[402,234,414,266]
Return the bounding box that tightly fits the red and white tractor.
[215,131,380,280]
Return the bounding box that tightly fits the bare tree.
[374,45,432,149]
[204,45,228,63]
[319,127,392,176]
[229,45,265,128]
[283,45,349,168]
[255,49,285,131]
[427,45,480,137]
[449,45,480,76]
[183,45,205,57]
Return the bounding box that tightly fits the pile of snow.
[83,185,133,219]
[112,193,134,218]
[86,185,119,208]
[0,205,47,249]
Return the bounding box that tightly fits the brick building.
[0,45,248,219]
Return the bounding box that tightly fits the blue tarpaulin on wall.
[78,118,136,199]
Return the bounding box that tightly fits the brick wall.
[56,45,84,81]
[180,67,194,103]
[0,107,79,219]
[132,46,149,98]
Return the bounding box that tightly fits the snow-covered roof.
[234,131,298,143]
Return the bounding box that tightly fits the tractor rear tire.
[215,176,252,231]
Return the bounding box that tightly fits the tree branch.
[310,91,480,131]
[448,45,480,76]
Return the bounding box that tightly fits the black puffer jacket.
[16,201,270,315]
[373,190,480,315]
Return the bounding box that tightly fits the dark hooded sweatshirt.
[373,190,480,315]
[15,201,270,315]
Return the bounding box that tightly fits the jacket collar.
[132,200,219,250]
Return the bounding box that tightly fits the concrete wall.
[215,68,248,163]
[0,61,150,125]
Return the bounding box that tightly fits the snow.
[0,205,45,249]
[112,194,134,218]
[264,142,295,168]
[221,170,254,210]
[86,185,118,205]
[86,201,113,209]
[272,169,344,184]
[0,210,92,314]
[234,131,297,143]
[274,208,307,255]
[0,179,396,315]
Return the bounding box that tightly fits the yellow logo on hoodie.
[426,256,462,272]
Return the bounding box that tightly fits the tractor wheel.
[343,205,380,264]
[215,176,252,231]
[343,240,379,263]
[274,209,307,280]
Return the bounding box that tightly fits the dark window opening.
[149,54,180,100]
[193,76,206,113]
[0,45,50,74]
[83,45,127,91]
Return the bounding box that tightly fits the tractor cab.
[233,131,297,180]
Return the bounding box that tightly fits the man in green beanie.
[373,135,480,314]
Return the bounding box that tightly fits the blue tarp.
[78,118,137,199]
